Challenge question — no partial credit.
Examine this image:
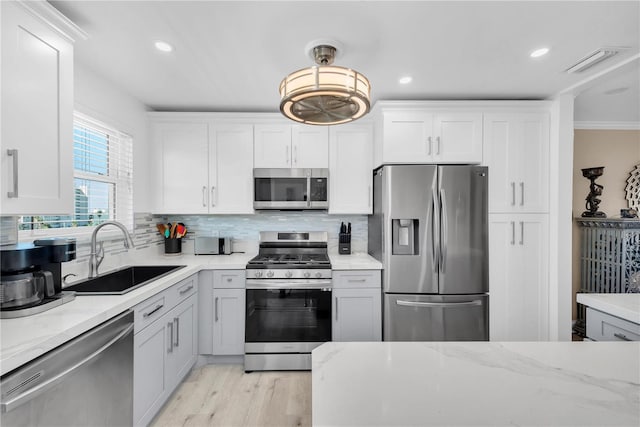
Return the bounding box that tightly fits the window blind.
[19,112,134,233]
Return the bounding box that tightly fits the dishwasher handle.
[0,315,133,413]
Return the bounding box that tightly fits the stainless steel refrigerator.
[368,165,489,341]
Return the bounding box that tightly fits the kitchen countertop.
[576,293,640,324]
[0,251,380,376]
[312,341,640,426]
[329,252,382,270]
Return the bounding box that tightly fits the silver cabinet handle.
[439,188,448,273]
[173,318,179,347]
[510,221,515,246]
[335,296,338,320]
[520,182,524,206]
[427,136,432,155]
[142,304,164,318]
[167,322,174,353]
[7,149,18,198]
[511,182,516,206]
[179,285,193,295]
[286,145,290,165]
[211,186,216,207]
[294,145,298,165]
[202,186,207,207]
[613,332,631,341]
[519,221,524,245]
[214,297,219,322]
[397,299,482,308]
[436,136,441,155]
[347,279,367,283]
[0,322,134,413]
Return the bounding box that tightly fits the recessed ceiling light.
[530,47,549,58]
[154,41,173,53]
[399,76,413,84]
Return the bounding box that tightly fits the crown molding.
[574,121,640,130]
[17,0,88,42]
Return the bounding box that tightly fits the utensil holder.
[339,233,351,255]
[164,238,182,254]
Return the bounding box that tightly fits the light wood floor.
[151,365,312,427]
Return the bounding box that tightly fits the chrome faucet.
[88,220,135,278]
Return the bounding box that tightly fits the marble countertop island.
[312,342,640,426]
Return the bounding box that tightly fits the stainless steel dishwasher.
[0,310,134,426]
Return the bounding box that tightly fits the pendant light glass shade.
[279,45,371,125]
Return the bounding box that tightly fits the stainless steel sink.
[65,265,186,295]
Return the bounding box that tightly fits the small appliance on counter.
[194,236,232,255]
[0,238,77,318]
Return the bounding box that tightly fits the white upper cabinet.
[150,117,254,214]
[483,113,550,213]
[375,104,482,166]
[254,123,328,168]
[381,111,434,163]
[329,123,373,214]
[434,113,483,163]
[1,1,75,215]
[152,121,209,214]
[209,125,254,214]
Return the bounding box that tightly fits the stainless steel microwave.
[253,168,329,210]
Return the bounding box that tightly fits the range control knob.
[254,271,263,278]
[315,272,322,278]
[285,271,293,278]
[304,272,311,278]
[266,271,274,278]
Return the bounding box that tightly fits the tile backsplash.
[0,216,18,245]
[154,212,368,254]
[10,211,369,284]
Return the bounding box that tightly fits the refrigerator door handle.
[431,191,439,272]
[396,299,483,308]
[439,188,448,274]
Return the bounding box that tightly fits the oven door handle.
[246,279,332,289]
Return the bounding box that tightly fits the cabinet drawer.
[333,270,381,289]
[168,275,198,303]
[586,307,640,341]
[213,270,245,289]
[134,294,168,334]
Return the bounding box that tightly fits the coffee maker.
[1,238,77,318]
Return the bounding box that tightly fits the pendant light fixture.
[279,42,371,126]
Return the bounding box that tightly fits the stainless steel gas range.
[244,231,331,372]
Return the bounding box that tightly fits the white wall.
[73,63,151,212]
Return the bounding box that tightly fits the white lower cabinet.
[133,276,198,426]
[586,308,640,342]
[332,271,382,342]
[489,214,549,341]
[198,270,245,356]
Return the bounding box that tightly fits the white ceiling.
[50,0,640,123]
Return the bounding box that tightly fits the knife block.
[339,233,351,255]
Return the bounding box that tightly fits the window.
[19,112,133,233]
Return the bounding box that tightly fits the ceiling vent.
[565,47,627,73]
